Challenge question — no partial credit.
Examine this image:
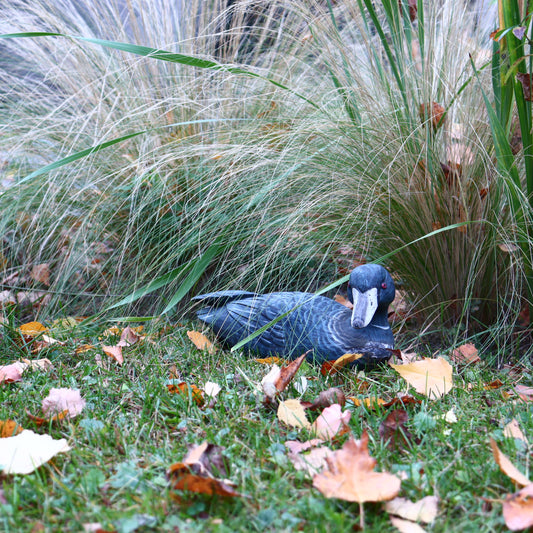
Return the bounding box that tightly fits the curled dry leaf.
[261,364,281,400]
[275,353,307,393]
[0,420,23,438]
[186,330,216,354]
[277,399,311,429]
[287,444,332,477]
[311,404,351,440]
[320,353,363,376]
[451,343,480,365]
[390,357,453,399]
[21,358,53,370]
[117,326,143,347]
[167,441,241,498]
[517,72,532,101]
[503,483,533,531]
[385,495,439,523]
[419,102,445,130]
[27,409,69,426]
[312,430,401,503]
[0,429,71,474]
[0,361,27,383]
[42,388,86,419]
[102,345,123,365]
[309,387,346,410]
[254,356,284,365]
[490,438,531,486]
[379,409,412,451]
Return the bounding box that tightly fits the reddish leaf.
[451,343,480,365]
[517,72,532,101]
[308,388,346,410]
[167,383,204,405]
[419,102,445,130]
[379,409,412,451]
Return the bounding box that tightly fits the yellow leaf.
[19,321,48,337]
[390,357,453,399]
[0,420,23,438]
[255,357,284,365]
[348,396,387,409]
[277,399,311,429]
[186,331,216,354]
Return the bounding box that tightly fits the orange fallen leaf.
[254,356,284,365]
[490,438,531,486]
[419,102,445,130]
[167,383,204,406]
[75,344,95,354]
[451,343,480,365]
[26,409,70,426]
[503,483,533,531]
[383,395,422,408]
[390,357,453,399]
[19,321,48,337]
[102,345,123,365]
[186,330,216,354]
[0,420,23,438]
[321,353,363,376]
[347,396,387,409]
[275,353,307,393]
[334,294,353,309]
[313,430,401,503]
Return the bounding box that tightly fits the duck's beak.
[351,287,378,328]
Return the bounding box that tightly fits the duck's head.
[347,264,395,328]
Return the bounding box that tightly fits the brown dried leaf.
[277,399,311,429]
[503,483,533,531]
[334,294,353,309]
[517,72,532,101]
[276,353,306,393]
[490,438,531,486]
[29,263,50,286]
[312,430,401,503]
[419,102,445,130]
[102,345,123,365]
[390,357,453,399]
[515,384,533,402]
[320,353,363,376]
[309,388,346,410]
[186,330,216,354]
[379,409,412,451]
[383,395,422,408]
[451,343,480,365]
[117,326,143,347]
[0,419,23,438]
[26,409,69,426]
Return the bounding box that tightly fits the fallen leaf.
[19,321,48,337]
[490,438,531,486]
[117,326,143,347]
[167,383,204,406]
[0,361,27,383]
[517,72,532,101]
[0,420,23,438]
[320,353,363,376]
[419,102,445,130]
[308,388,346,410]
[311,404,351,440]
[42,388,86,419]
[254,357,284,365]
[0,429,71,474]
[277,399,311,429]
[75,344,95,354]
[261,364,281,400]
[504,419,528,444]
[21,358,53,370]
[312,430,401,502]
[285,439,324,454]
[390,516,428,533]
[334,295,353,309]
[484,379,504,390]
[30,263,50,286]
[515,384,533,402]
[167,441,241,498]
[186,330,216,354]
[385,495,439,523]
[102,345,123,365]
[379,409,412,450]
[287,445,332,476]
[503,483,533,531]
[348,396,387,409]
[26,409,70,426]
[383,395,422,408]
[451,343,480,365]
[275,353,307,392]
[390,357,453,399]
[204,381,221,398]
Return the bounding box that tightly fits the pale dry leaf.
[490,438,531,486]
[29,263,50,286]
[443,408,458,424]
[334,295,353,309]
[0,361,28,383]
[312,430,401,503]
[0,429,71,474]
[117,326,142,347]
[0,290,16,305]
[311,404,351,440]
[385,496,439,523]
[277,399,311,429]
[261,364,281,399]
[102,345,123,365]
[41,335,65,346]
[204,381,221,398]
[42,388,86,419]
[390,516,428,533]
[186,330,216,354]
[504,419,528,444]
[21,358,53,370]
[288,446,333,476]
[390,357,453,399]
[503,483,533,531]
[285,439,324,454]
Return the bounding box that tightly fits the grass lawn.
[1,317,532,532]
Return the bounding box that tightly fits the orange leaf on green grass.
[313,430,401,503]
[320,353,363,376]
[451,343,480,365]
[19,321,48,337]
[102,345,123,365]
[186,330,216,354]
[390,357,453,399]
[0,420,23,438]
[167,383,204,405]
[503,483,533,531]
[490,438,531,486]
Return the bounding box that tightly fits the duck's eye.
[381,282,387,289]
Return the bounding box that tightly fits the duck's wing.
[223,296,287,353]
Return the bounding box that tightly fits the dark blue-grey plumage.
[192,264,395,366]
